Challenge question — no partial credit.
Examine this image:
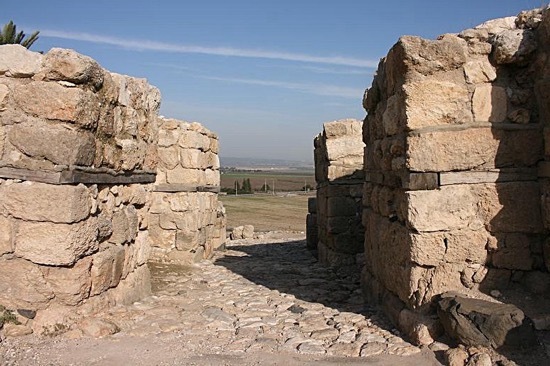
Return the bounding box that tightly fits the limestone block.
[168,192,196,212]
[178,130,210,151]
[8,120,96,166]
[0,215,13,255]
[134,230,151,266]
[109,206,138,245]
[0,44,42,77]
[3,182,91,223]
[403,79,472,129]
[175,229,199,251]
[410,230,488,266]
[407,127,542,172]
[117,138,147,171]
[472,84,508,122]
[323,119,362,138]
[15,217,99,266]
[325,137,364,163]
[327,196,358,217]
[120,184,148,206]
[179,148,202,169]
[205,169,220,186]
[204,151,220,169]
[39,48,104,87]
[491,233,534,270]
[13,81,100,127]
[327,165,361,181]
[393,35,468,77]
[492,29,537,64]
[406,186,480,232]
[157,146,179,170]
[148,215,175,249]
[90,245,125,296]
[107,264,151,305]
[410,263,466,306]
[158,128,179,147]
[463,59,497,84]
[0,258,53,309]
[209,137,219,154]
[42,257,92,306]
[166,166,202,185]
[382,94,403,136]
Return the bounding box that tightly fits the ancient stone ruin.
[360,7,550,346]
[0,45,225,335]
[148,118,226,263]
[311,119,365,268]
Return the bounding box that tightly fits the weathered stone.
[15,218,99,266]
[178,130,210,151]
[475,16,516,35]
[0,258,53,309]
[407,127,542,172]
[0,44,42,77]
[8,120,96,166]
[2,182,91,223]
[90,245,126,296]
[166,166,203,185]
[438,293,533,349]
[78,318,120,337]
[157,146,179,170]
[41,257,92,306]
[463,59,497,84]
[445,347,469,366]
[13,81,100,127]
[491,233,533,270]
[40,48,104,87]
[492,29,537,64]
[0,215,13,255]
[472,85,508,122]
[242,225,254,239]
[404,79,472,129]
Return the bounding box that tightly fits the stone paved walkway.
[0,235,442,365]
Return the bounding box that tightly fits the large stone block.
[178,130,210,151]
[42,257,92,306]
[15,217,99,266]
[166,166,203,185]
[403,79,472,130]
[0,258,53,309]
[90,245,126,296]
[323,119,362,138]
[410,230,489,266]
[39,48,104,87]
[179,148,202,169]
[8,120,96,166]
[0,215,13,255]
[157,146,179,170]
[0,44,42,77]
[13,81,100,127]
[407,126,542,172]
[491,233,534,270]
[472,84,507,122]
[2,182,91,223]
[406,183,543,234]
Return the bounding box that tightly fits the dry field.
[221,171,314,192]
[220,193,313,232]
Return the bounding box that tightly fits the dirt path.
[0,234,441,365]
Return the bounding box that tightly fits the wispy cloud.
[41,29,378,68]
[197,75,363,99]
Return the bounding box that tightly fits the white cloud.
[197,75,363,99]
[41,29,378,68]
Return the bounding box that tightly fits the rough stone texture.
[148,118,226,263]
[360,7,550,349]
[0,45,161,172]
[438,293,533,349]
[312,119,364,268]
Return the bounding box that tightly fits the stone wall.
[0,45,159,333]
[312,119,365,267]
[148,118,226,263]
[361,7,550,339]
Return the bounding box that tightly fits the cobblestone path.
[1,235,441,365]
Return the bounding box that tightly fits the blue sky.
[4,0,545,163]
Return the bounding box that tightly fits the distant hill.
[220,157,313,170]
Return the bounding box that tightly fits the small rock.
[297,341,326,355]
[78,318,120,338]
[446,347,469,366]
[359,342,387,357]
[2,323,33,337]
[466,352,492,366]
[490,290,502,298]
[429,341,450,352]
[16,309,36,320]
[287,304,307,314]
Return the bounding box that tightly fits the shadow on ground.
[214,238,396,331]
